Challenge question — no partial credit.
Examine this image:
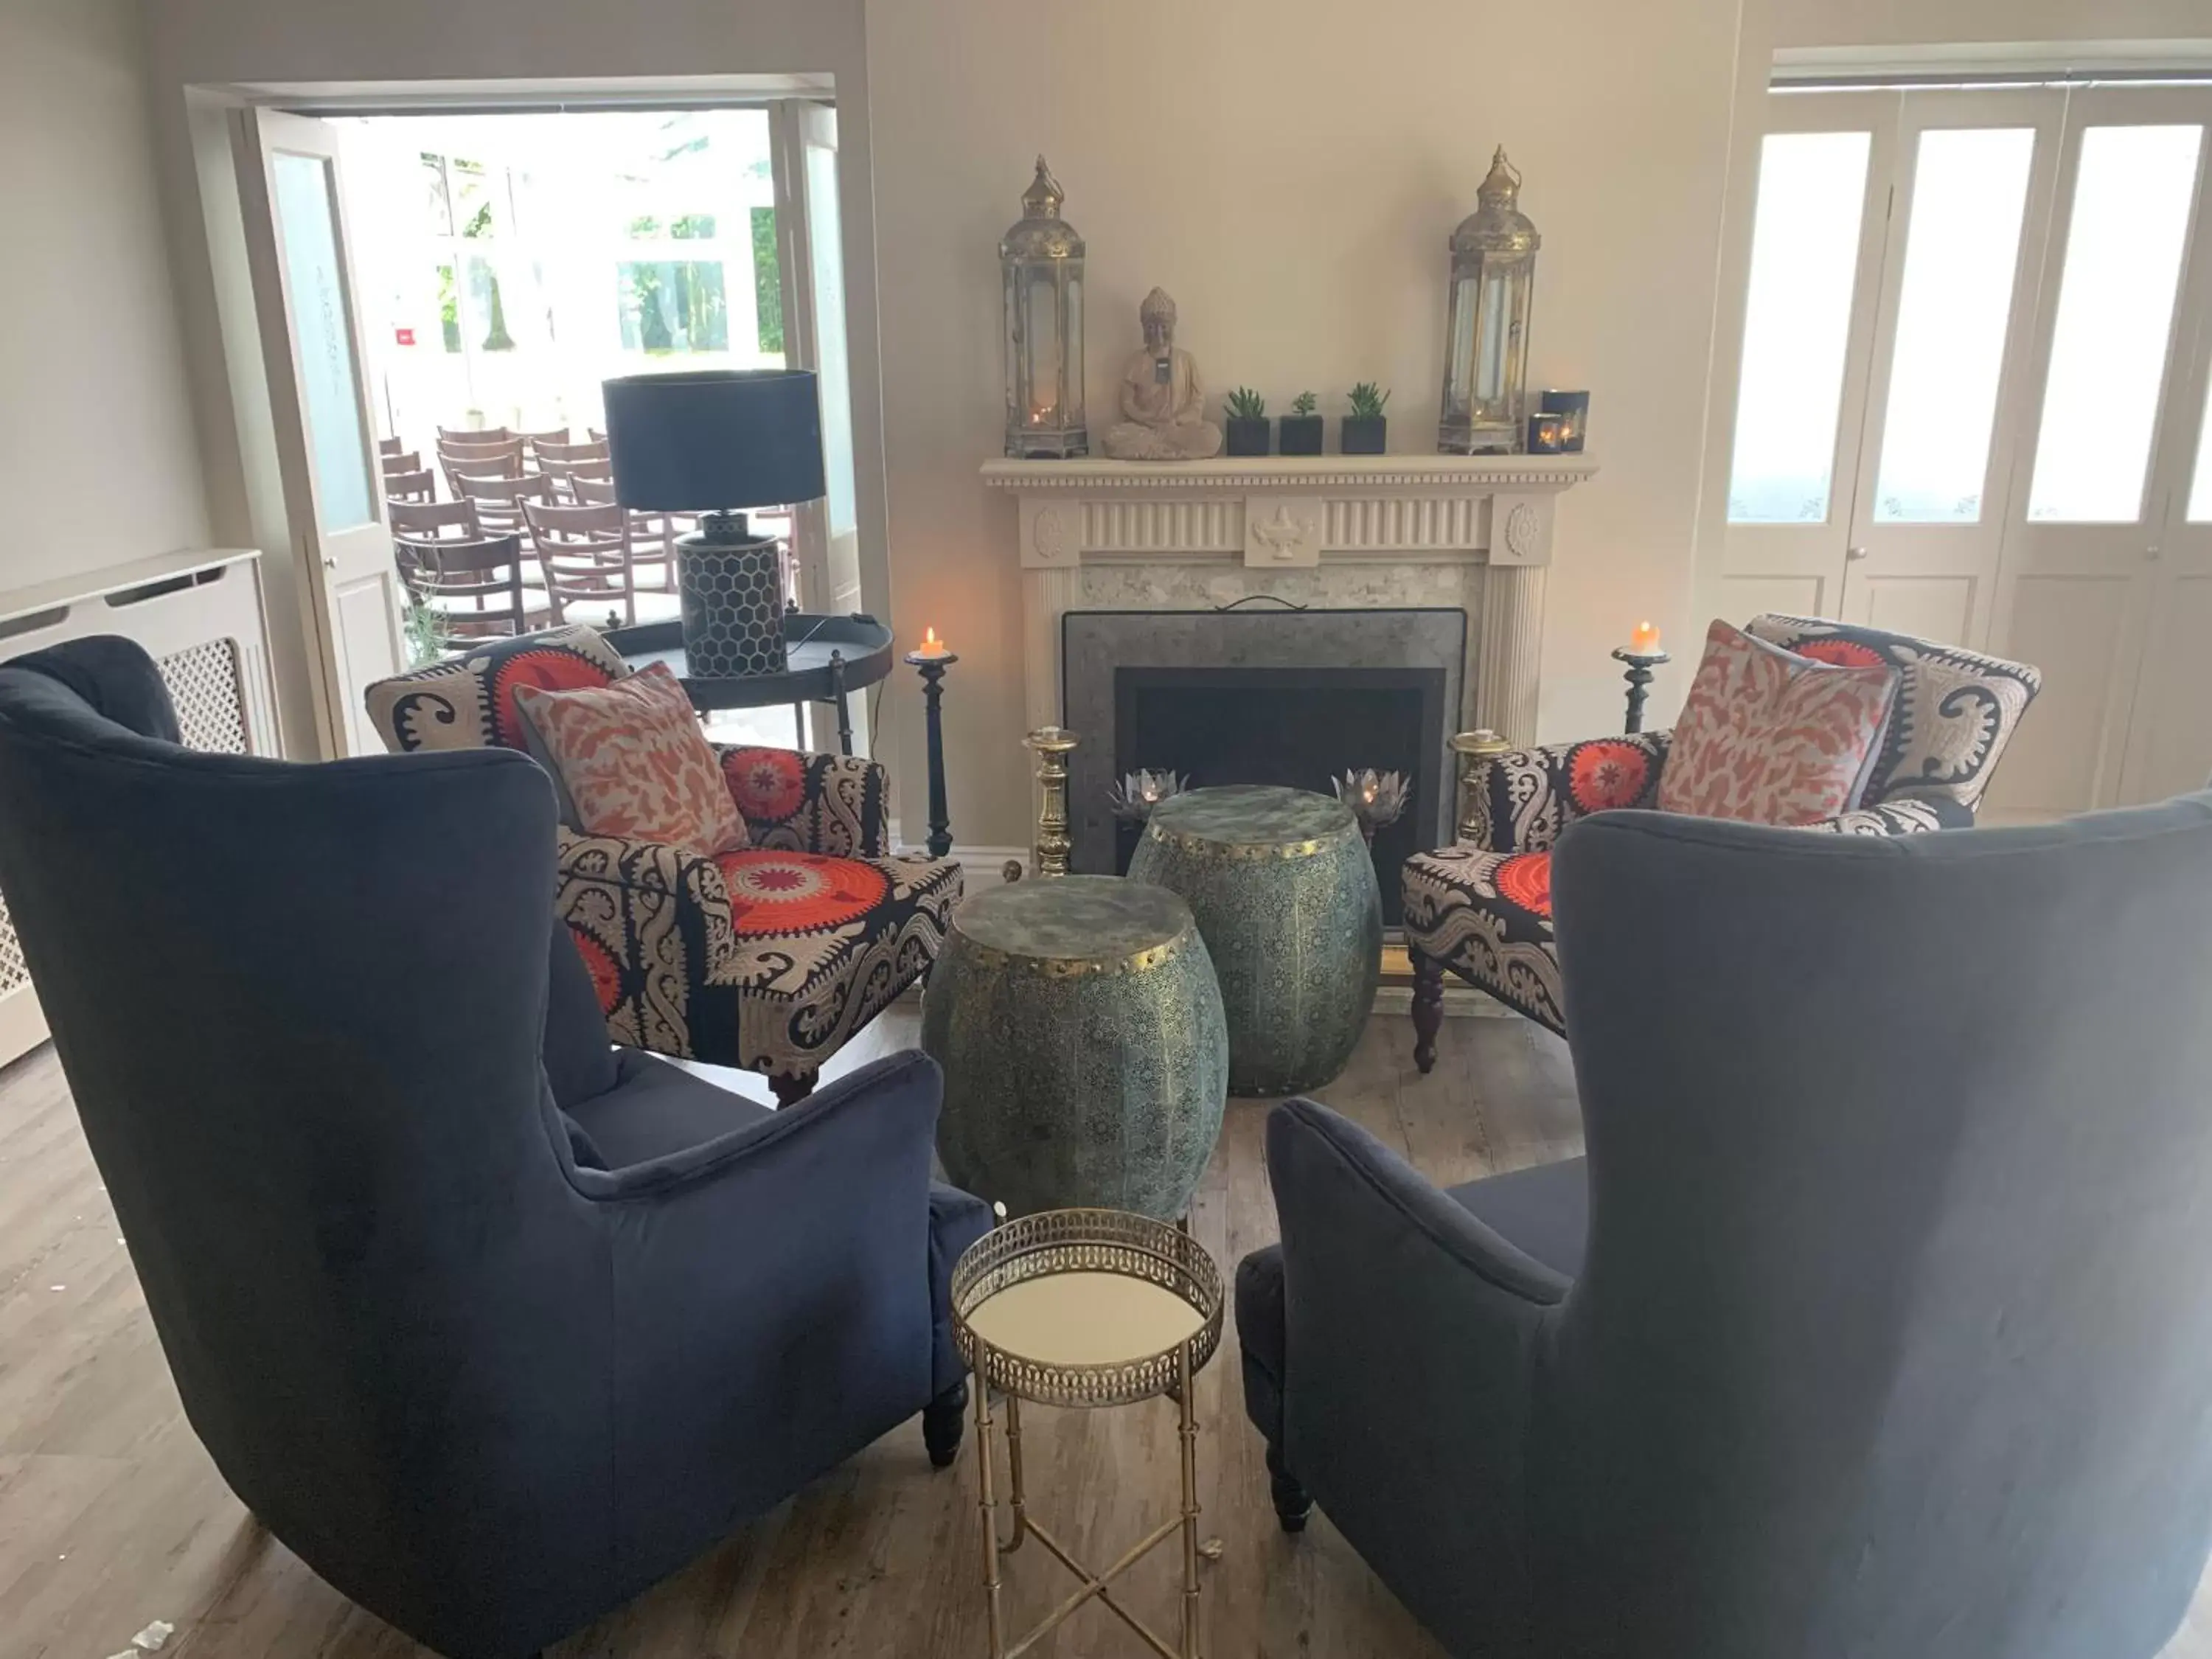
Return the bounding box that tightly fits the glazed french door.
[1986,88,2212,815]
[232,108,408,759]
[1717,91,1898,625]
[1722,81,2212,815]
[1721,89,2061,643]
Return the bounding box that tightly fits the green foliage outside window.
[619,261,728,353]
[751,208,783,356]
[436,263,462,353]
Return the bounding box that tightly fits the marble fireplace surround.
[980,453,1599,764]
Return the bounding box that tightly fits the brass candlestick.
[1448,728,1513,844]
[1023,726,1079,877]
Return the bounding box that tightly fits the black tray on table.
[602,613,895,753]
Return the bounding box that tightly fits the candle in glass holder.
[911,626,951,660]
[1628,620,1661,656]
[1526,411,1567,454]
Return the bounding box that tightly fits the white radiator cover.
[0,550,277,1066]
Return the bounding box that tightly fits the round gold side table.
[950,1208,1226,1659]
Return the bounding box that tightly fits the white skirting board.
[0,550,277,1068]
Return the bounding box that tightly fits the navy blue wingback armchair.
[1243,798,2212,1659]
[0,636,988,1659]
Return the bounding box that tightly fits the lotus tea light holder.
[1332,768,1412,846]
[1107,768,1189,824]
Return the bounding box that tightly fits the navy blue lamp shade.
[601,369,828,678]
[602,369,827,511]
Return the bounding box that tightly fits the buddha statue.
[1101,288,1223,461]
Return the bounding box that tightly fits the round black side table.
[603,612,894,756]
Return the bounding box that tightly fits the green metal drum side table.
[1127,785,1382,1097]
[923,875,1229,1220]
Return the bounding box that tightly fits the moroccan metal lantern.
[1439,147,1540,455]
[1001,156,1088,459]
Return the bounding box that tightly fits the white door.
[2120,98,2212,805]
[233,108,407,759]
[1983,89,2211,816]
[771,99,869,754]
[1837,90,2062,647]
[1717,92,1898,625]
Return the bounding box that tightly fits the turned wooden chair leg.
[768,1069,818,1107]
[923,1377,968,1468]
[1410,947,1444,1076]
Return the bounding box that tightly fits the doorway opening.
[230,94,863,759]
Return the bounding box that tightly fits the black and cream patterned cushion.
[1744,613,2040,814]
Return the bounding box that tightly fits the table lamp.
[602,369,827,677]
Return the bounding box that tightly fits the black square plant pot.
[1340,416,1387,455]
[1279,416,1324,456]
[1225,417,1270,457]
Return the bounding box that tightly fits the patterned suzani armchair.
[1401,614,2042,1054]
[366,625,961,1101]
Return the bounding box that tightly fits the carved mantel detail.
[981,453,1599,747]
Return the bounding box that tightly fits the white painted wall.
[0,0,208,591]
[868,0,1753,844]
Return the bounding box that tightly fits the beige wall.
[0,0,208,591]
[869,0,1753,845]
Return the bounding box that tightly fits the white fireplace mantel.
[981,453,1599,744]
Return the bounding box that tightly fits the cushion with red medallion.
[1401,844,1568,1034]
[715,850,894,936]
[723,747,810,824]
[1567,740,1655,815]
[364,625,627,755]
[1745,612,2041,814]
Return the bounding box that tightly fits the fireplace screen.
[1062,606,1467,928]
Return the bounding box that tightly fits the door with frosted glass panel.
[233,108,406,759]
[770,100,870,754]
[1718,93,1896,626]
[1984,89,2211,816]
[1838,91,2061,646]
[2118,94,2212,807]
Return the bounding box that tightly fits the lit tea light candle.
[1629,620,1661,655]
[911,626,951,659]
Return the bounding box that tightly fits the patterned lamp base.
[678,532,788,678]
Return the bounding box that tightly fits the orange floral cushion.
[511,661,748,855]
[1657,619,1897,826]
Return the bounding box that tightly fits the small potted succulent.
[1341,382,1391,454]
[1279,390,1323,456]
[1223,386,1270,456]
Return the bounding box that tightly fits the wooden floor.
[4,1009,2210,1659]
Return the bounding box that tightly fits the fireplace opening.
[1110,665,1446,923]
[1062,605,1468,926]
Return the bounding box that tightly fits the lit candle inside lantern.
[912,626,950,659]
[1629,620,1661,655]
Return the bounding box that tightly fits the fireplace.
[1062,606,1466,925]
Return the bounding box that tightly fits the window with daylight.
[1726,131,1872,524]
[341,110,785,437]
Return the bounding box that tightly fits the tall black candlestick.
[1610,647,1671,735]
[905,646,958,859]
